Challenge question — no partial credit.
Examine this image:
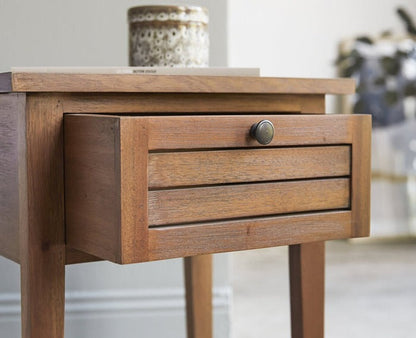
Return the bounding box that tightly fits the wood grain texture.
[7,72,355,94]
[63,113,369,262]
[148,178,350,226]
[0,93,26,262]
[351,115,372,237]
[65,115,149,263]
[0,96,104,266]
[146,114,356,150]
[20,94,65,338]
[149,146,351,188]
[119,118,149,263]
[0,78,367,338]
[65,114,360,151]
[184,255,213,338]
[289,241,325,338]
[148,211,350,260]
[65,115,122,262]
[62,93,325,114]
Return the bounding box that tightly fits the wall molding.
[0,287,231,320]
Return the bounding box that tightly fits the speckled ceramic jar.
[128,5,209,67]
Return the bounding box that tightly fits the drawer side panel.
[65,115,122,262]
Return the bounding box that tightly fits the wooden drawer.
[64,114,370,264]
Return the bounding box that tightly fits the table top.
[0,70,355,94]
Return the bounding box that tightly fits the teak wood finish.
[148,146,351,188]
[147,178,350,225]
[290,242,325,338]
[184,254,213,338]
[0,71,355,94]
[63,113,369,265]
[0,72,369,338]
[21,95,66,337]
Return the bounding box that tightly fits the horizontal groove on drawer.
[148,143,350,153]
[148,176,350,192]
[149,208,351,229]
[148,211,352,260]
[149,146,351,188]
[148,178,350,226]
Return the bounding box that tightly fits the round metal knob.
[250,120,275,145]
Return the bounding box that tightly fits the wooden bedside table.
[0,71,370,338]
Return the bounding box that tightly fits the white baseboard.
[0,286,231,319]
[0,287,231,338]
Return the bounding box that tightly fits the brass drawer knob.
[250,120,275,145]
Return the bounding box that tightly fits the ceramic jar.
[128,5,209,67]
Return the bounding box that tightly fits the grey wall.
[0,0,227,70]
[228,0,416,76]
[228,0,416,112]
[0,1,230,337]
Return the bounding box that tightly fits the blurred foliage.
[336,7,416,126]
[397,7,416,35]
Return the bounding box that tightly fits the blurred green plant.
[336,7,416,119]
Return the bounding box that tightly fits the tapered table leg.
[289,241,325,338]
[184,254,213,338]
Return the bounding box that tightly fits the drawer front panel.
[148,178,350,226]
[64,113,371,264]
[149,146,350,188]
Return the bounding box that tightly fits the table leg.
[289,241,325,338]
[184,254,213,338]
[20,248,65,338]
[20,94,66,338]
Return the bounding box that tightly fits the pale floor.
[230,239,416,338]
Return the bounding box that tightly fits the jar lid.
[128,5,209,24]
